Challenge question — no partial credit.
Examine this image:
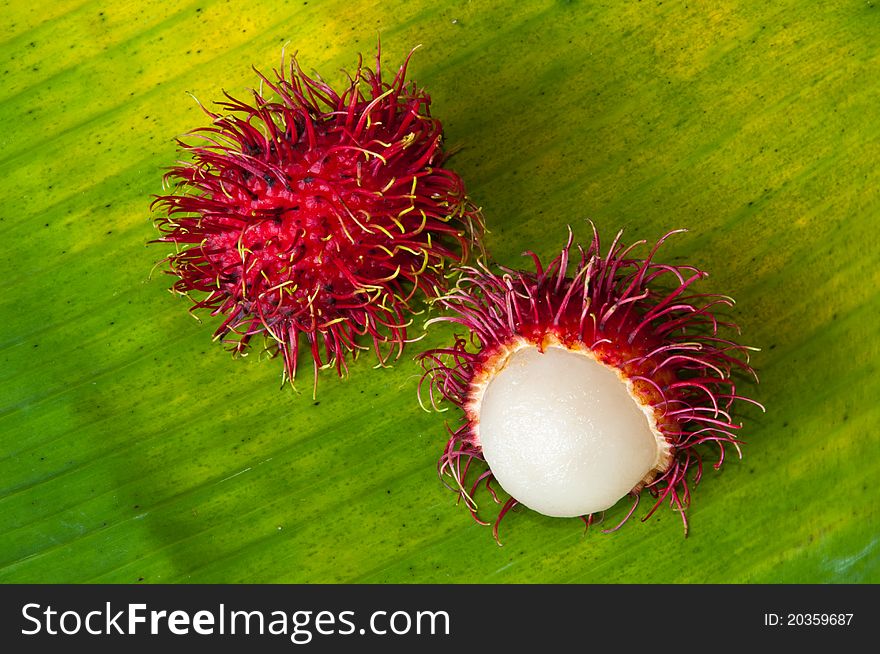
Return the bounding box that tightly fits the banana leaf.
[1,0,877,583]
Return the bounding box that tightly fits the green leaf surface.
[2,0,878,583]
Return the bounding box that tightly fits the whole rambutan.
[419,226,762,541]
[152,48,483,389]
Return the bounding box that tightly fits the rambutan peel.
[419,227,761,539]
[152,48,483,389]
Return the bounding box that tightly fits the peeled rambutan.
[152,49,483,388]
[419,226,762,540]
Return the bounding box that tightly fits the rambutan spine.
[419,226,763,541]
[152,47,484,391]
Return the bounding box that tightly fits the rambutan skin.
[152,49,483,386]
[419,227,762,539]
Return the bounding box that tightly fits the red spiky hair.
[419,227,762,540]
[152,47,483,389]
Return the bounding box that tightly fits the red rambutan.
[419,226,762,540]
[152,48,483,389]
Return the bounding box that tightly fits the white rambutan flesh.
[476,342,669,518]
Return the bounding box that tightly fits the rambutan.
[152,48,483,389]
[419,227,762,540]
